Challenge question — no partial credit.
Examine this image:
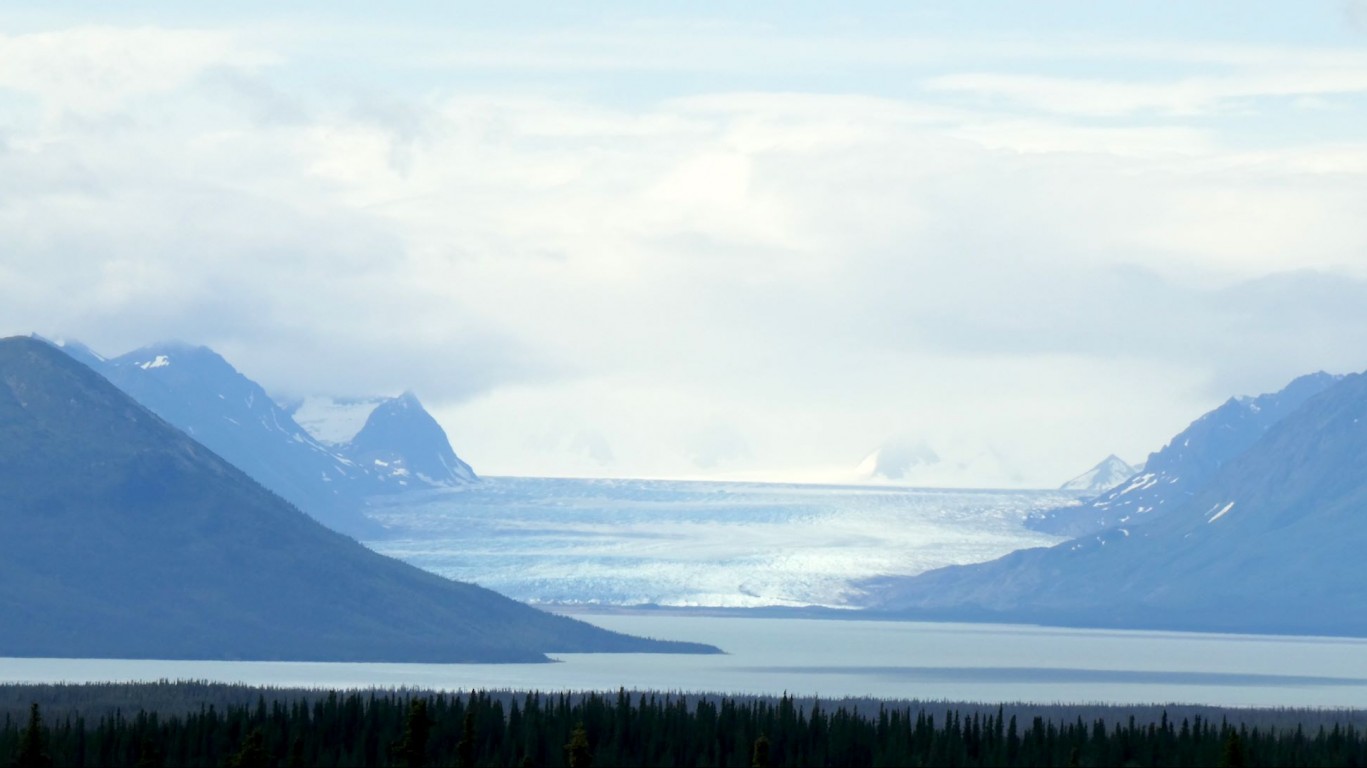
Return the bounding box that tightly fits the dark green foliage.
[752,733,770,767]
[393,700,432,768]
[13,704,51,768]
[4,683,1367,767]
[1221,729,1245,768]
[226,728,267,768]
[454,708,474,768]
[564,721,591,768]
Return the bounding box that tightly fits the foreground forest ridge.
[3,683,1365,767]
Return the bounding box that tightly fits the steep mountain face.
[861,370,1367,637]
[0,336,717,662]
[46,339,478,536]
[93,342,378,535]
[1058,455,1135,493]
[1028,372,1340,537]
[346,392,477,487]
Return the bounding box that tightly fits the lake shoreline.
[7,614,1367,709]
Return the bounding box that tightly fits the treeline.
[3,684,1367,767]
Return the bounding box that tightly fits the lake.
[9,478,1357,709]
[5,612,1367,708]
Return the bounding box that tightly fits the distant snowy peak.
[345,392,477,487]
[855,438,1030,488]
[1060,454,1135,492]
[858,438,940,481]
[284,395,388,446]
[1027,370,1342,537]
[31,335,107,368]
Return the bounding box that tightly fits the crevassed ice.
[365,477,1071,610]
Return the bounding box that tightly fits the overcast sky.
[5,2,1367,486]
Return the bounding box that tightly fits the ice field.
[365,477,1071,608]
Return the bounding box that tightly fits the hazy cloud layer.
[3,8,1367,485]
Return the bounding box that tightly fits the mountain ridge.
[859,367,1367,637]
[0,335,719,662]
[41,337,478,536]
[1027,371,1340,537]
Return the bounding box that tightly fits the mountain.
[1027,372,1340,537]
[1058,454,1134,493]
[87,342,382,535]
[44,339,479,536]
[857,438,940,481]
[860,369,1367,637]
[854,439,1027,487]
[0,336,717,662]
[346,392,477,487]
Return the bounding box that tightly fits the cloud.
[4,18,1367,485]
[926,66,1367,117]
[1345,0,1367,32]
[0,26,273,116]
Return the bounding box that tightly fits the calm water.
[5,613,1367,708]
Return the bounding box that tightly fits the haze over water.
[8,615,1367,709]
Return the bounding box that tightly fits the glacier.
[365,477,1070,609]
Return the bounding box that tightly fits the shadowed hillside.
[0,336,718,662]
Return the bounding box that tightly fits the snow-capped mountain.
[854,438,1029,488]
[857,438,940,481]
[0,335,706,662]
[44,337,477,535]
[861,368,1367,637]
[346,391,477,487]
[94,342,379,534]
[1027,371,1340,536]
[1059,454,1135,492]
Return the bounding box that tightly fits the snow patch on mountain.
[1207,501,1235,523]
[137,355,171,370]
[284,395,387,446]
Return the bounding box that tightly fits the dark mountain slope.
[0,336,716,661]
[1028,372,1339,537]
[92,342,381,536]
[347,392,477,487]
[862,370,1367,637]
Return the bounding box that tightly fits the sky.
[4,2,1367,487]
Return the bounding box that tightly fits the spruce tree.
[226,728,267,768]
[456,709,475,768]
[1220,729,1245,768]
[14,703,52,768]
[752,733,771,768]
[565,721,592,768]
[393,698,432,768]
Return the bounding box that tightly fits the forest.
[3,682,1367,767]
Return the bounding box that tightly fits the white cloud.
[0,26,273,116]
[4,17,1367,485]
[927,66,1367,117]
